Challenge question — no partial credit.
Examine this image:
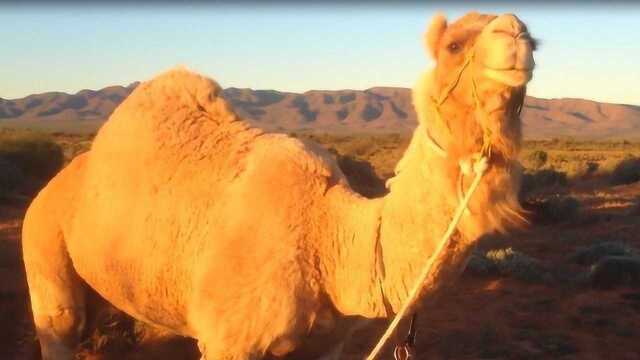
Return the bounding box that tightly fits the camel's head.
[418,11,537,164]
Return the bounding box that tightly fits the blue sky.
[1,2,639,105]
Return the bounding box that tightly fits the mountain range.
[2,83,639,139]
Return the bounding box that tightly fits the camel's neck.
[376,125,472,313]
[321,126,466,317]
[322,123,522,318]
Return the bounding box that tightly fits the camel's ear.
[424,13,447,60]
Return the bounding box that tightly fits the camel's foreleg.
[22,201,86,360]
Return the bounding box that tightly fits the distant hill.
[2,83,640,139]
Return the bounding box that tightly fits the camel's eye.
[447,42,461,54]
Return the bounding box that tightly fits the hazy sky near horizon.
[1,2,639,105]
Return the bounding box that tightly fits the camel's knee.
[27,272,87,358]
[34,307,85,360]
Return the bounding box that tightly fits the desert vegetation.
[7,129,640,200]
[0,129,65,199]
[2,130,640,358]
[291,132,640,197]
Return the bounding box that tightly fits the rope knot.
[457,153,489,217]
[458,158,473,176]
[473,156,489,175]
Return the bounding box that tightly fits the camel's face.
[428,12,536,99]
[424,12,537,161]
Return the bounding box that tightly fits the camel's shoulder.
[25,151,90,225]
[40,152,89,196]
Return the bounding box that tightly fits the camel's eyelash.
[519,33,539,51]
[530,37,539,51]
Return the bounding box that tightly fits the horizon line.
[3,83,639,108]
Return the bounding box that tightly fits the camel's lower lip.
[483,68,533,87]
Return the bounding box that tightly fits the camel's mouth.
[483,67,533,88]
[479,30,535,88]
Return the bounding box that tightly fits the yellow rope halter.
[427,48,493,160]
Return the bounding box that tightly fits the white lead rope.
[366,43,493,359]
[365,156,489,360]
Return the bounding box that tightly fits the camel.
[22,11,536,360]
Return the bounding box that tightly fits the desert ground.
[2,129,640,359]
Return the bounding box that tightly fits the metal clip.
[393,313,417,360]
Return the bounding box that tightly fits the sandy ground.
[2,180,640,359]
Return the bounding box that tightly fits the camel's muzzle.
[476,14,536,87]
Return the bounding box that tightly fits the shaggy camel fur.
[23,11,536,360]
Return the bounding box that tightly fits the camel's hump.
[88,67,263,183]
[106,66,239,128]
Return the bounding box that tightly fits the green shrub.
[571,241,638,266]
[466,247,549,283]
[525,150,548,170]
[336,154,386,198]
[610,156,640,185]
[465,252,498,276]
[589,256,640,289]
[0,130,64,195]
[536,195,581,223]
[565,161,598,180]
[519,169,568,200]
[0,158,25,197]
[486,247,548,283]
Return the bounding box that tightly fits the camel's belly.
[63,177,313,338]
[67,232,195,336]
[64,190,209,336]
[60,134,335,342]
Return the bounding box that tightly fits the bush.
[336,154,386,198]
[0,158,25,197]
[0,131,64,191]
[610,156,640,185]
[465,247,549,283]
[535,195,581,223]
[465,252,498,276]
[565,161,598,180]
[590,256,640,289]
[486,248,549,283]
[570,241,638,266]
[525,150,548,170]
[519,169,567,200]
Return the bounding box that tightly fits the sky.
[1,2,639,105]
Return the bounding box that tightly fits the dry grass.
[520,139,640,182]
[48,131,640,191]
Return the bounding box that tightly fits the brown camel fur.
[22,11,536,360]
